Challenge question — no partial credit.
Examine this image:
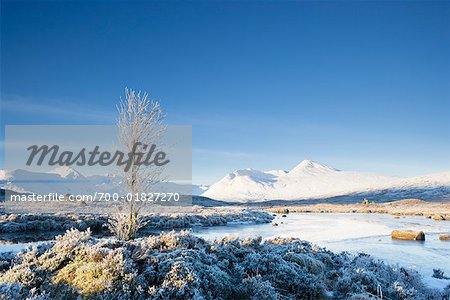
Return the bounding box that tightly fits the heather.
[0,209,273,235]
[0,229,446,300]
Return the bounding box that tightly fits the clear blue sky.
[1,1,449,184]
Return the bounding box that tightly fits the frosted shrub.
[241,275,277,300]
[108,213,148,241]
[283,252,326,275]
[0,229,446,299]
[332,253,440,299]
[0,210,274,237]
[52,247,129,296]
[0,214,106,234]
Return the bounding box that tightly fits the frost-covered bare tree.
[109,87,166,240]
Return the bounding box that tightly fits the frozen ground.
[0,208,274,244]
[193,213,450,290]
[0,229,445,299]
[264,199,450,216]
[1,200,448,294]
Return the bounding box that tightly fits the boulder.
[274,208,289,214]
[391,230,425,241]
[433,215,446,221]
[439,234,450,241]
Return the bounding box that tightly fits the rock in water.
[274,208,290,214]
[439,234,450,241]
[433,215,446,221]
[391,230,425,241]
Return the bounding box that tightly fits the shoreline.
[263,199,450,219]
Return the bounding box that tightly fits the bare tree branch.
[110,87,166,240]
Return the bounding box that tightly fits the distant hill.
[202,160,450,202]
[2,162,449,204]
[0,167,208,197]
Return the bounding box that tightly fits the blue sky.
[1,1,449,184]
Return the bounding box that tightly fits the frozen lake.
[1,212,448,289]
[193,213,450,289]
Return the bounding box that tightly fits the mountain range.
[1,161,450,203]
[0,166,205,197]
[202,160,450,202]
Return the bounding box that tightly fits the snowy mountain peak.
[48,166,84,179]
[289,160,336,174]
[225,169,260,180]
[202,160,449,202]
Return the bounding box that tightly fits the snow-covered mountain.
[202,160,450,202]
[0,167,207,196]
[2,161,449,203]
[47,166,85,180]
[0,168,93,195]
